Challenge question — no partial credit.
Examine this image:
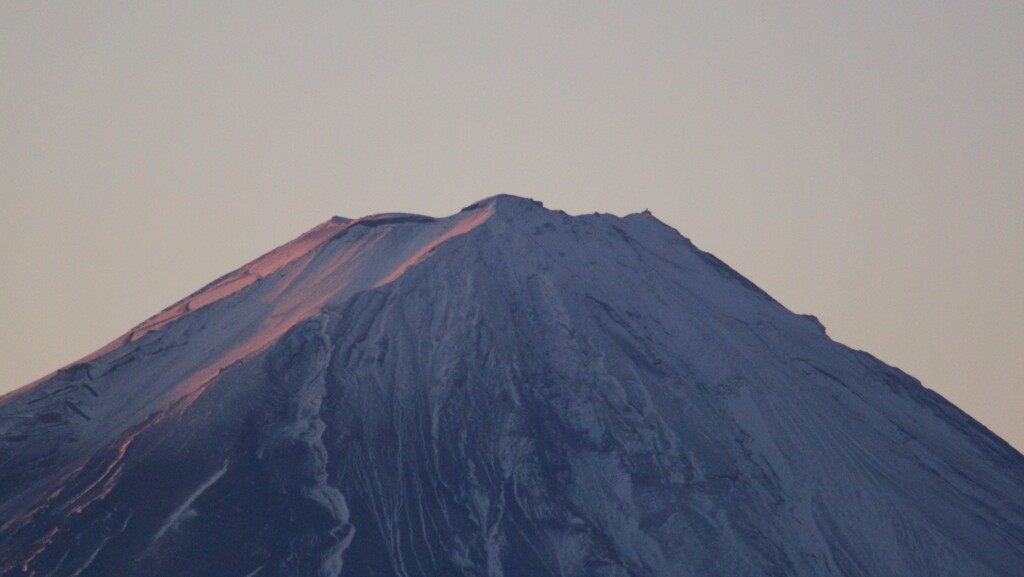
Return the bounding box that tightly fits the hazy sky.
[1,2,1021,449]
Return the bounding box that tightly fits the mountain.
[1,195,1022,577]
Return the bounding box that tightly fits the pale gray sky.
[1,2,1021,449]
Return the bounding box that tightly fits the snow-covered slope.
[1,195,1022,577]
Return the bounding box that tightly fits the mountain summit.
[2,196,1022,577]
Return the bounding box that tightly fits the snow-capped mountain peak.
[1,196,1022,577]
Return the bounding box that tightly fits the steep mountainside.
[2,195,1022,577]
